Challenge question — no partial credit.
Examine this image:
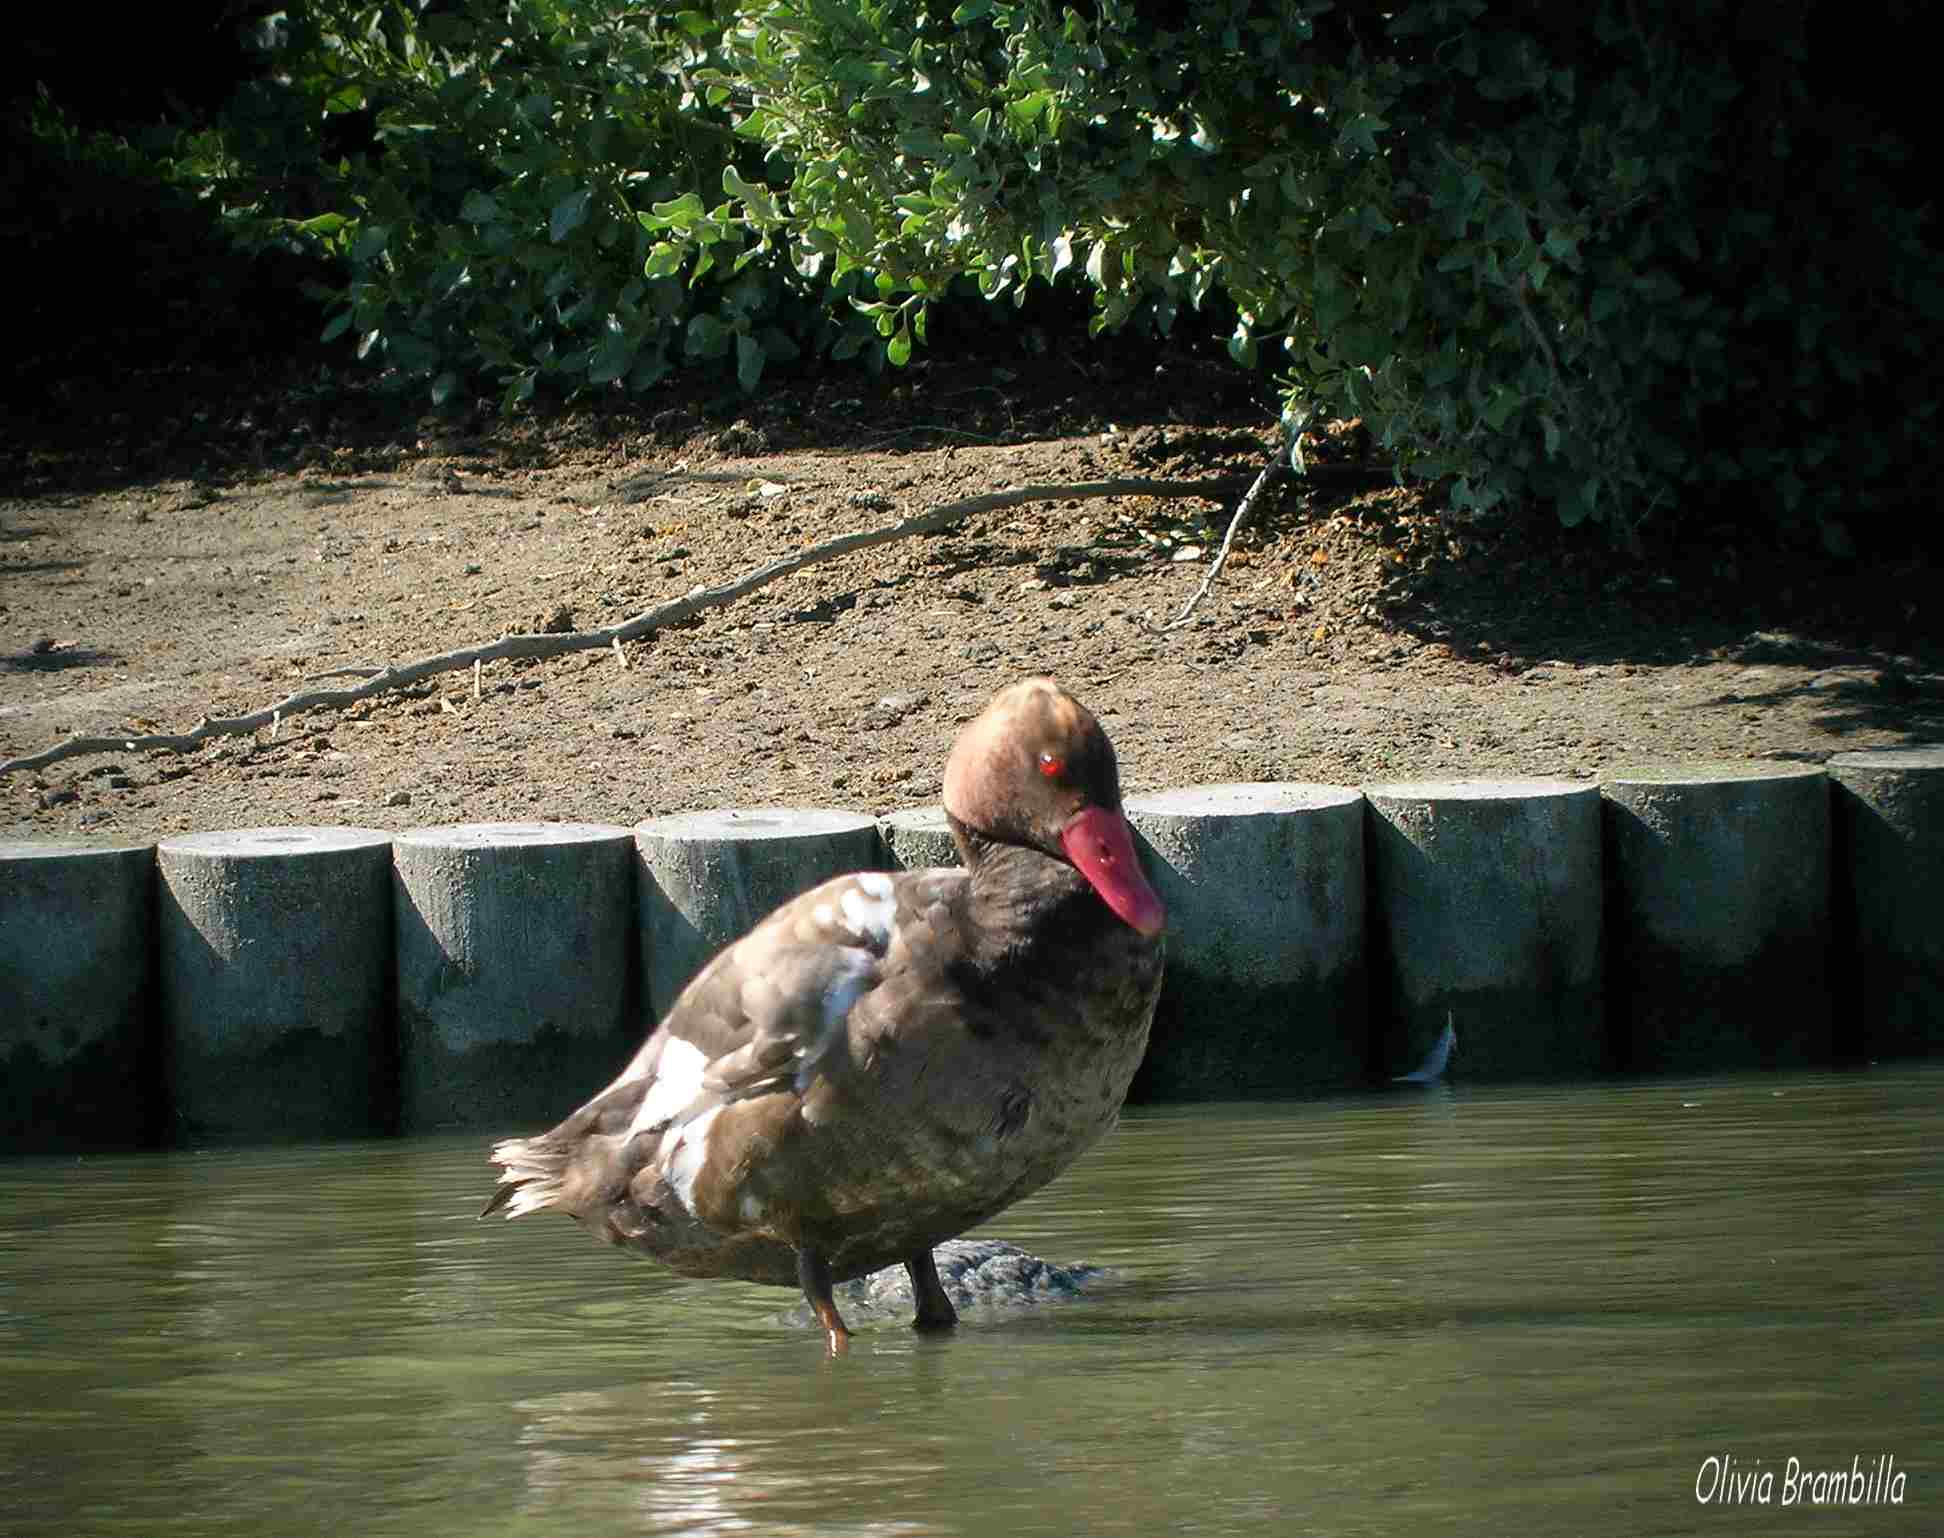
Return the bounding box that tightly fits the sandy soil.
[5,358,1942,839]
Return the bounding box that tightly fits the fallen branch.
[1159,440,1293,631]
[1149,432,1394,629]
[2,475,1232,777]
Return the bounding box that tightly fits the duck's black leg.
[905,1248,959,1332]
[796,1247,852,1356]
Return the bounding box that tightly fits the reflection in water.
[0,1067,1937,1537]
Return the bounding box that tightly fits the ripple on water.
[0,1070,1938,1538]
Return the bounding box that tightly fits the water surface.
[2,1067,1937,1536]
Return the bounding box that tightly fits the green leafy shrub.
[115,0,1930,544]
[289,0,883,407]
[699,0,1938,542]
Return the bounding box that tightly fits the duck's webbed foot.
[796,1247,852,1356]
[905,1248,959,1332]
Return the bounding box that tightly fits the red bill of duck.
[482,677,1167,1353]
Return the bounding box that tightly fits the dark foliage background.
[7,1,1935,553]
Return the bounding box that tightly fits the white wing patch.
[660,1104,723,1213]
[839,871,897,948]
[625,1036,707,1139]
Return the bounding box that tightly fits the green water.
[1,1068,1937,1537]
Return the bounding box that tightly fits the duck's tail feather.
[481,1135,570,1220]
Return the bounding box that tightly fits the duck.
[482,677,1166,1353]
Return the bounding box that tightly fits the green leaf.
[322,83,366,117]
[459,190,504,223]
[1341,114,1380,157]
[320,311,353,344]
[1482,388,1522,430]
[1558,476,1600,527]
[686,312,731,360]
[644,191,707,231]
[1313,270,1354,333]
[736,333,765,392]
[1007,91,1053,133]
[294,213,350,239]
[723,166,780,225]
[1485,203,1527,246]
[643,241,686,280]
[551,187,593,243]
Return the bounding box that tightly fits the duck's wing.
[597,869,962,1121]
[482,868,957,1223]
[669,867,919,1104]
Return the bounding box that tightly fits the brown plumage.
[482,677,1166,1352]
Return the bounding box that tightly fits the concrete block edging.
[3,746,1941,1151]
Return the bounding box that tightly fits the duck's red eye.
[1037,752,1064,778]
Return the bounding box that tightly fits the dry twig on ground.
[1158,447,1291,631]
[2,475,1239,777]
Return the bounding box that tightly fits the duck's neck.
[948,824,1125,964]
[944,826,1164,1054]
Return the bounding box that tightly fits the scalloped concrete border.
[3,750,1939,1150]
[1829,746,1944,1060]
[157,827,393,1144]
[0,836,156,1151]
[1127,783,1367,1096]
[1365,778,1605,1079]
[394,822,637,1133]
[1602,762,1831,1070]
